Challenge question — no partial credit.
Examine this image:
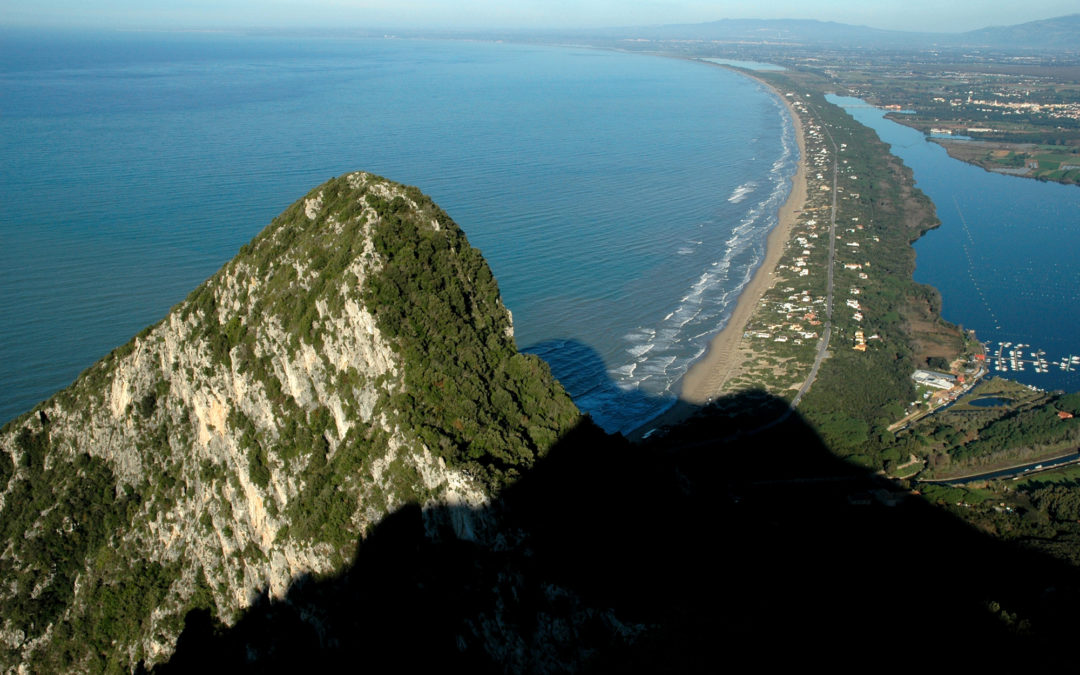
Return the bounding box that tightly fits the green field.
[1011,462,1080,488]
[986,147,1080,183]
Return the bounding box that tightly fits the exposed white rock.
[304,191,324,220]
[0,172,501,670]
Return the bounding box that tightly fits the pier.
[987,341,1080,375]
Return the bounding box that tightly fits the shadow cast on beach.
[155,351,1080,672]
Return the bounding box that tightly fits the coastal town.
[817,53,1080,185]
[665,69,1080,504]
[685,74,1009,440]
[697,86,916,398]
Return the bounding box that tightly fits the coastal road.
[791,99,840,409]
[918,451,1080,485]
[639,95,840,445]
[694,97,841,441]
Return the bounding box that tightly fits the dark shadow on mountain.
[157,355,1080,672]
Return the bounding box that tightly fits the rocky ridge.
[0,171,578,671]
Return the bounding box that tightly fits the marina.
[986,341,1080,377]
[828,95,1080,395]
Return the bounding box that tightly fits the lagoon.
[830,95,1080,394]
[699,58,786,71]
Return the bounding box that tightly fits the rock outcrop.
[0,172,579,671]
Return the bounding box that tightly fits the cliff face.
[0,172,578,671]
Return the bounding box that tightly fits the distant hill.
[617,18,932,48]
[962,13,1080,50]
[599,14,1080,51]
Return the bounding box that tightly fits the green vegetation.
[718,75,1080,574]
[932,141,1080,185]
[0,426,137,668]
[921,483,994,506]
[912,468,1080,567]
[836,60,1080,186]
[0,171,585,670]
[180,172,579,491]
[285,427,370,551]
[883,379,1080,479]
[1012,463,1080,487]
[951,393,1080,461]
[361,184,579,486]
[3,36,1079,667]
[747,76,960,468]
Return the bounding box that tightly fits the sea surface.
[0,29,796,433]
[830,95,1080,393]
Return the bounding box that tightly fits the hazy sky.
[3,0,1076,33]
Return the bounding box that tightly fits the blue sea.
[830,95,1080,393]
[0,29,795,433]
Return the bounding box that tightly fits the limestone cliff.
[0,171,579,671]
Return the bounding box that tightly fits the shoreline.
[629,72,809,439]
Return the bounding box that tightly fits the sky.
[2,0,1077,34]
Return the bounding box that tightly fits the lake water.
[830,95,1080,393]
[967,397,1012,408]
[699,58,786,71]
[0,29,796,433]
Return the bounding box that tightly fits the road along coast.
[629,75,809,439]
[681,86,808,404]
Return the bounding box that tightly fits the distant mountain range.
[963,13,1080,49]
[591,13,1080,51]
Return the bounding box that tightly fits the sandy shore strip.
[630,77,808,439]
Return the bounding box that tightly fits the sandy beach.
[630,77,808,439]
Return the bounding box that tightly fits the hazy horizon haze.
[2,1,1077,34]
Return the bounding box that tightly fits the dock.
[986,341,1079,375]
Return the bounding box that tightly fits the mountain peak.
[0,171,579,669]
